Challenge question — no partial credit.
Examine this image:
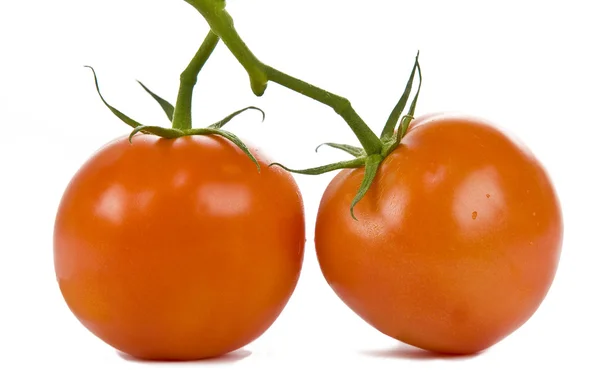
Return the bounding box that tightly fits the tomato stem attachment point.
[128,107,264,172]
[85,10,263,172]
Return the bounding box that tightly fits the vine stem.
[184,0,383,155]
[172,30,220,131]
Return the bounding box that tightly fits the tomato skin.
[54,134,305,360]
[315,114,562,354]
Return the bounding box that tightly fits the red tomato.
[54,134,305,360]
[315,114,562,354]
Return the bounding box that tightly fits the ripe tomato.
[54,134,305,360]
[315,113,562,354]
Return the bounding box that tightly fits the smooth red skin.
[54,134,305,360]
[315,114,562,354]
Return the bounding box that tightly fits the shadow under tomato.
[117,348,252,364]
[360,343,483,361]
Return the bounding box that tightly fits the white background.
[1,0,598,380]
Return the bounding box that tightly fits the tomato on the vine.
[54,134,305,360]
[54,0,563,358]
[314,114,562,354]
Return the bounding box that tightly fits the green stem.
[184,0,382,155]
[187,0,268,96]
[172,30,220,131]
[264,66,381,155]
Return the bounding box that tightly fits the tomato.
[315,114,562,354]
[54,134,305,360]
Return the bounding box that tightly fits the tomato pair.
[54,112,562,359]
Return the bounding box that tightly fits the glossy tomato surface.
[54,134,305,360]
[315,114,562,354]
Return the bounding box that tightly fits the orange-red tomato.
[54,134,305,360]
[315,114,562,354]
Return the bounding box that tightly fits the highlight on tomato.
[53,33,305,360]
[275,54,563,354]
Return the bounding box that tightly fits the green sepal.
[188,128,261,172]
[208,106,265,129]
[137,80,175,122]
[85,66,143,129]
[394,60,423,146]
[393,115,414,147]
[350,155,383,221]
[315,142,366,158]
[269,157,366,175]
[127,123,260,172]
[380,52,420,140]
[399,60,422,140]
[128,125,185,143]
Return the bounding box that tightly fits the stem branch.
[184,0,382,155]
[264,66,381,155]
[188,0,268,95]
[172,30,220,131]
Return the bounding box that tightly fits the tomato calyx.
[85,66,264,172]
[84,30,265,172]
[270,54,422,219]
